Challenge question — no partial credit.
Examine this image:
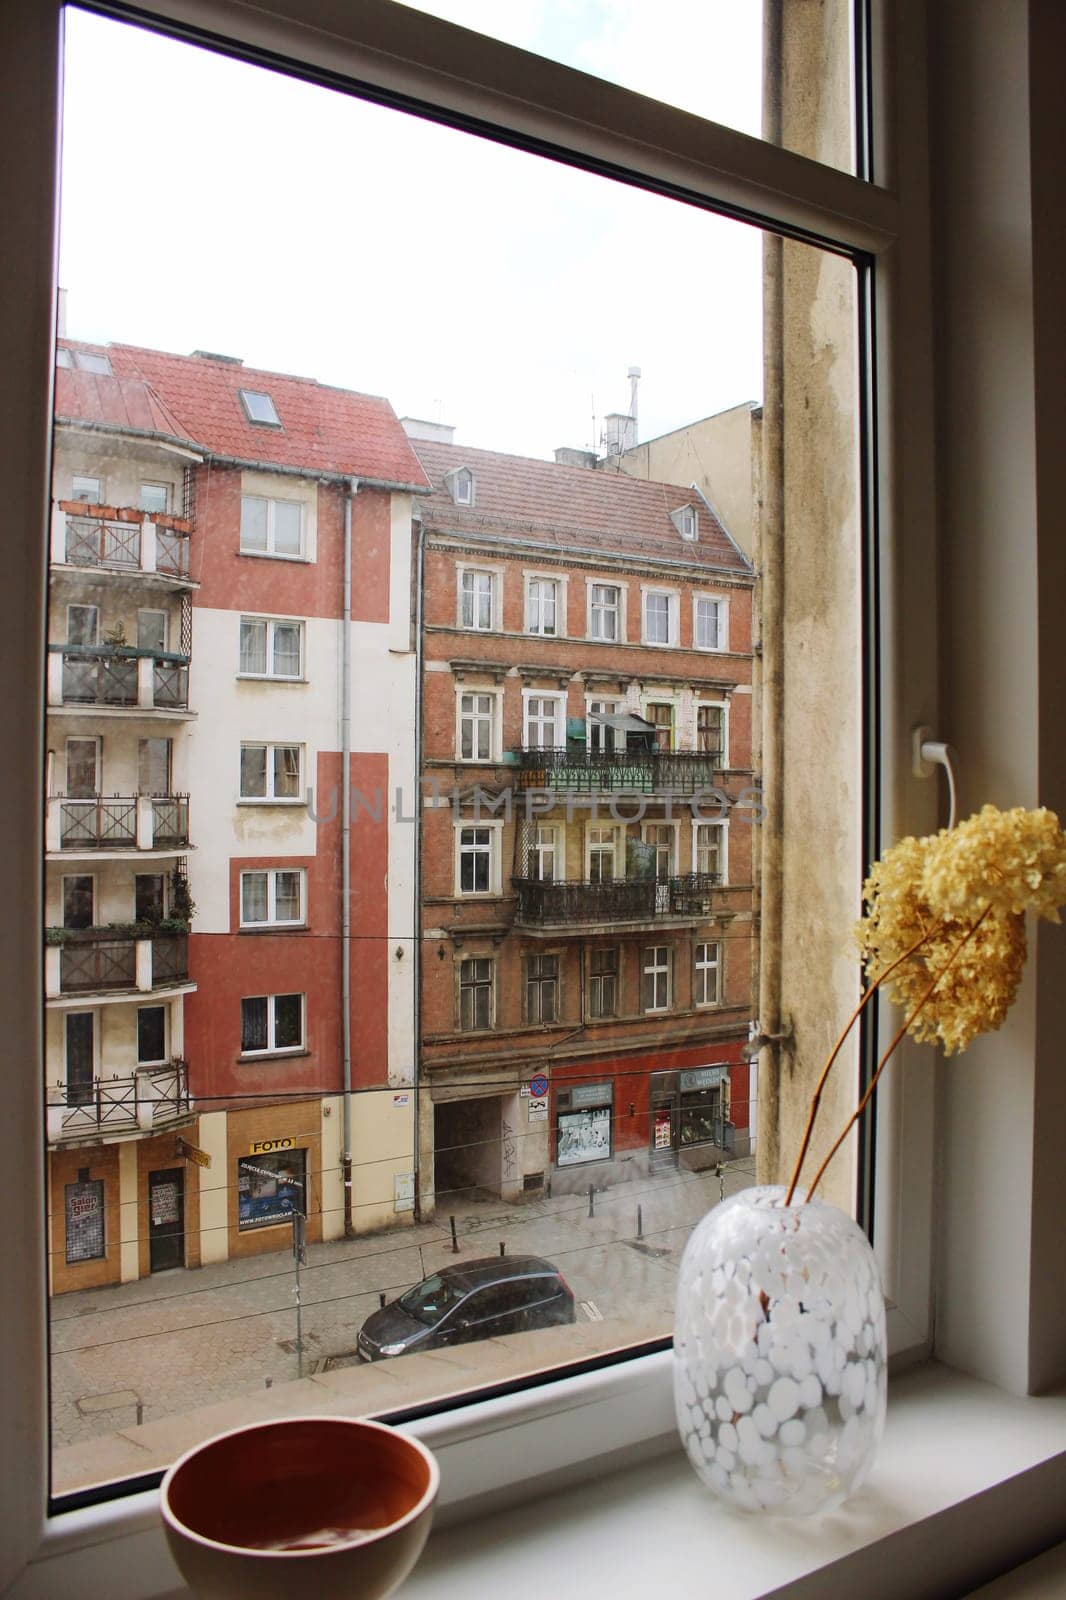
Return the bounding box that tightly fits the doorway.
[148,1166,184,1272]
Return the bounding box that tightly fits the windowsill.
[235,674,309,684]
[234,798,305,807]
[237,925,309,934]
[237,550,312,564]
[236,1047,309,1061]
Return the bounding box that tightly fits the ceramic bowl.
[160,1415,439,1600]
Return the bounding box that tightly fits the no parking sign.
[530,1073,548,1097]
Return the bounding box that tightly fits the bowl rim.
[159,1414,440,1560]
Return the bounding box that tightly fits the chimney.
[401,416,456,444]
[554,447,598,469]
[600,366,641,456]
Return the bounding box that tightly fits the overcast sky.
[59,3,764,460]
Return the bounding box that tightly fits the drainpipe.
[411,511,425,1221]
[342,478,359,1237]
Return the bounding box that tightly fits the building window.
[240,869,306,927]
[240,494,303,558]
[72,350,112,375]
[135,873,165,924]
[694,942,721,1007]
[526,953,559,1023]
[65,1012,94,1106]
[63,874,94,930]
[66,736,99,798]
[693,821,726,880]
[587,946,618,1019]
[526,576,559,635]
[524,693,563,749]
[64,1179,105,1264]
[587,698,621,752]
[238,388,281,427]
[530,823,559,881]
[66,603,99,645]
[138,609,167,652]
[237,1149,306,1230]
[643,590,674,645]
[588,582,621,641]
[695,595,727,651]
[643,822,677,878]
[459,957,493,1031]
[71,474,102,504]
[642,945,671,1012]
[458,691,496,761]
[556,1083,613,1167]
[587,826,618,883]
[459,567,495,630]
[240,993,304,1055]
[671,504,698,541]
[239,617,304,679]
[448,466,475,505]
[644,702,674,750]
[139,482,170,515]
[696,703,725,759]
[457,825,495,894]
[137,1005,167,1064]
[240,742,302,801]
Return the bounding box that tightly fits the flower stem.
[804,907,993,1203]
[783,931,930,1206]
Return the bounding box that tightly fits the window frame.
[640,585,678,646]
[586,578,625,642]
[457,955,494,1032]
[239,867,307,929]
[692,819,728,882]
[524,570,566,636]
[693,940,721,1009]
[456,562,500,631]
[239,491,305,559]
[239,991,305,1057]
[455,685,500,762]
[521,687,566,750]
[454,818,503,897]
[641,943,672,1013]
[238,741,304,804]
[237,615,306,681]
[693,592,728,652]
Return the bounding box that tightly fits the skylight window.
[239,388,282,427]
[71,350,112,375]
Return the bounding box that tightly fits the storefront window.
[236,1150,306,1230]
[64,1179,104,1263]
[556,1082,614,1166]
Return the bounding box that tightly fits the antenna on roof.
[590,394,597,456]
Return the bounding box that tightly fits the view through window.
[46,3,861,1499]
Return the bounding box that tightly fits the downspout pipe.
[412,510,426,1221]
[342,478,358,1237]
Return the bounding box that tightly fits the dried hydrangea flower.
[922,804,1066,923]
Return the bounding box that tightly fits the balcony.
[512,872,721,932]
[48,645,191,715]
[512,746,723,796]
[46,1059,191,1144]
[52,503,192,583]
[48,927,190,998]
[46,794,190,855]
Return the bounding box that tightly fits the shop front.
[225,1104,323,1261]
[649,1064,731,1173]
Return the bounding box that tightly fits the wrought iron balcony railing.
[59,505,191,579]
[50,794,190,852]
[513,746,724,795]
[47,1059,191,1142]
[57,929,189,993]
[52,645,191,710]
[511,872,721,927]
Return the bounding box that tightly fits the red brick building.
[412,430,758,1211]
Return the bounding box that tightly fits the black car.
[357,1255,575,1361]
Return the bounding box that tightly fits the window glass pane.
[135,873,164,923]
[66,738,97,797]
[238,1151,306,1230]
[240,745,267,797]
[273,746,300,798]
[272,623,301,676]
[241,996,268,1052]
[67,604,98,645]
[274,871,301,921]
[137,1006,166,1063]
[273,994,302,1048]
[272,500,302,555]
[65,1012,94,1103]
[239,619,267,674]
[140,482,169,514]
[240,495,268,551]
[241,872,268,923]
[137,610,166,652]
[71,475,101,504]
[63,875,93,930]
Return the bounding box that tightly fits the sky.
[59,3,765,461]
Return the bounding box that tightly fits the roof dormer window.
[447,466,475,506]
[239,388,282,427]
[671,504,699,541]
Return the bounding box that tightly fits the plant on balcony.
[169,863,196,927]
[103,619,130,651]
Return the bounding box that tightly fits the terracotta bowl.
[160,1416,439,1600]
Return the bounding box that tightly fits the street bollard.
[450,1214,459,1253]
[265,1377,272,1389]
[379,1291,387,1308]
[135,1402,143,1426]
[588,1186,594,1218]
[637,1203,643,1239]
[500,1240,506,1256]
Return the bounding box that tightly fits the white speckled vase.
[673,1185,886,1517]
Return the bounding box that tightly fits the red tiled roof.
[55,367,193,444]
[413,440,752,575]
[56,341,429,489]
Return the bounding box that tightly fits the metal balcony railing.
[57,929,189,993]
[60,506,191,579]
[150,794,190,846]
[54,646,190,710]
[49,1059,191,1141]
[511,872,721,927]
[61,653,138,706]
[513,746,724,795]
[58,796,137,849]
[155,527,190,577]
[65,515,140,570]
[152,661,189,707]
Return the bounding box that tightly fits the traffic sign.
[530,1073,548,1098]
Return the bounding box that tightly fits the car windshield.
[398,1274,468,1327]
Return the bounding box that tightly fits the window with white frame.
[457,690,496,761]
[239,617,304,679]
[449,466,475,505]
[525,575,559,635]
[71,474,102,504]
[459,566,495,630]
[530,822,559,881]
[240,868,306,927]
[693,820,727,880]
[459,957,493,1031]
[642,945,671,1012]
[523,692,564,749]
[588,581,621,641]
[587,825,619,882]
[694,941,721,1007]
[240,993,304,1054]
[587,697,621,752]
[456,823,497,894]
[643,822,677,878]
[694,594,727,651]
[643,588,675,645]
[525,953,558,1023]
[586,945,618,1018]
[240,494,304,557]
[139,482,169,515]
[240,742,303,801]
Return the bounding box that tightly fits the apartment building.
[45,341,427,1290]
[413,429,758,1213]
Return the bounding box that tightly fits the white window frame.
[693,592,729,652]
[641,585,679,646]
[139,481,170,515]
[447,465,475,506]
[693,940,721,1008]
[642,944,672,1013]
[454,685,501,762]
[70,473,102,504]
[585,578,625,642]
[640,819,680,877]
[239,867,307,928]
[521,688,566,750]
[237,615,306,680]
[239,991,305,1056]
[585,822,622,882]
[15,6,1062,1595]
[530,821,562,881]
[524,570,567,636]
[453,818,503,897]
[692,819,729,884]
[238,741,304,803]
[239,492,306,559]
[456,561,501,631]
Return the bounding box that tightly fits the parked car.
[357,1255,575,1360]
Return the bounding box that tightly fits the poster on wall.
[237,1150,306,1229]
[65,1179,105,1263]
[557,1106,611,1166]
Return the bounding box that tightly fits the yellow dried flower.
[922,804,1066,923]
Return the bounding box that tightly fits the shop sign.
[151,1181,180,1227]
[250,1137,294,1155]
[680,1066,728,1092]
[570,1081,613,1109]
[65,1179,105,1264]
[654,1109,673,1149]
[176,1137,211,1168]
[528,1095,548,1124]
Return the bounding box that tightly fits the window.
[459,567,495,630]
[586,946,618,1019]
[62,875,93,931]
[644,702,674,751]
[238,388,281,426]
[239,617,304,679]
[693,821,726,880]
[694,595,726,651]
[240,868,306,927]
[523,693,563,749]
[459,958,493,1031]
[587,826,618,883]
[587,698,621,752]
[139,482,169,514]
[525,953,558,1023]
[135,873,165,924]
[525,576,559,635]
[237,1149,306,1230]
[138,737,171,794]
[240,494,303,557]
[66,603,98,645]
[457,825,495,894]
[530,823,559,881]
[457,691,496,761]
[556,1085,613,1166]
[694,942,721,1007]
[65,737,98,798]
[643,823,677,878]
[71,474,101,504]
[643,589,674,645]
[588,582,621,641]
[671,504,698,540]
[448,466,475,505]
[696,703,724,759]
[642,945,671,1012]
[239,743,302,801]
[137,609,167,652]
[65,1012,94,1106]
[240,993,304,1054]
[72,350,112,376]
[137,1005,167,1064]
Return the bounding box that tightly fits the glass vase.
[673,1185,886,1517]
